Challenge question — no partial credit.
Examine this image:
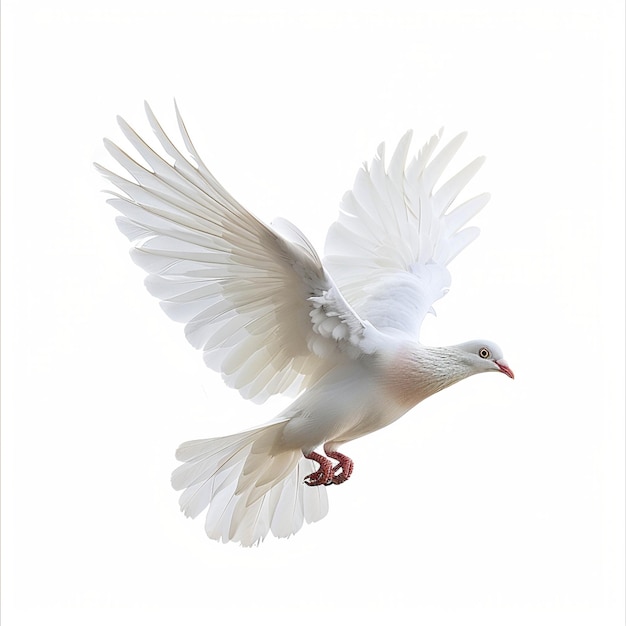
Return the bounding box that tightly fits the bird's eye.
[479,347,490,359]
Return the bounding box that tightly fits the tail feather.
[171,421,329,546]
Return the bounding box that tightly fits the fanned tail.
[171,420,329,546]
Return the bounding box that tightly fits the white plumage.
[97,103,513,546]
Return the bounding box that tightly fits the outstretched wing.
[96,103,378,404]
[323,130,490,339]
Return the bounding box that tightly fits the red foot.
[303,451,334,486]
[325,446,354,485]
[303,448,354,486]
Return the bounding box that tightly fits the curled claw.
[325,448,354,485]
[303,448,354,486]
[303,451,334,486]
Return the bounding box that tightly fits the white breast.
[278,356,411,451]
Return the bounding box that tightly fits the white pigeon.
[97,103,514,547]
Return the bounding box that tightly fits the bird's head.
[456,339,514,379]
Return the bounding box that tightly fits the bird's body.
[282,350,412,451]
[98,104,513,546]
[280,340,492,451]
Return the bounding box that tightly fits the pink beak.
[496,359,514,379]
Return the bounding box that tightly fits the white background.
[2,2,624,625]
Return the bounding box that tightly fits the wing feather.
[98,106,378,403]
[324,130,488,338]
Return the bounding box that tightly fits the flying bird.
[97,103,513,547]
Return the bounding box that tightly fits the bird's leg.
[303,451,334,486]
[324,445,354,485]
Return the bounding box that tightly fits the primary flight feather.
[97,103,513,546]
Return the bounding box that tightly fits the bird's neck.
[381,344,474,409]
